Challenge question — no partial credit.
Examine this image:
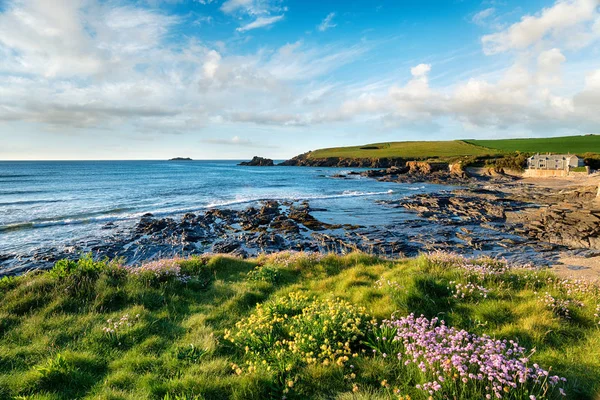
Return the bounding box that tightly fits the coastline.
[2,164,599,281]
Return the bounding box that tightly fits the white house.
[527,154,584,171]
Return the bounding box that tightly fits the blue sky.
[0,0,599,160]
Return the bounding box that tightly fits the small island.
[169,157,193,161]
[238,156,274,166]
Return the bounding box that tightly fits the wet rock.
[255,232,286,249]
[212,240,241,253]
[102,222,116,229]
[269,217,301,233]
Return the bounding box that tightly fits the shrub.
[225,292,375,375]
[485,152,530,171]
[50,254,110,279]
[246,264,279,283]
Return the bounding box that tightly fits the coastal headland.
[1,136,600,399]
[3,135,599,281]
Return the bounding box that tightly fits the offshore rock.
[239,156,274,166]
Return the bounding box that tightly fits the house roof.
[528,154,581,160]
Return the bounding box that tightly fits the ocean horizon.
[0,160,442,268]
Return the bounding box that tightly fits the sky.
[0,0,599,160]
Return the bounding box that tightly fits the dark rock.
[239,156,275,166]
[211,240,241,254]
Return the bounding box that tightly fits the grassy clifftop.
[305,135,600,161]
[466,135,600,154]
[1,252,599,399]
[307,140,495,160]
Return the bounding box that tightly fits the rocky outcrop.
[391,190,511,223]
[406,161,446,174]
[279,152,407,168]
[360,165,472,185]
[169,157,192,161]
[239,156,274,166]
[283,157,475,185]
[382,183,600,252]
[449,162,468,178]
[514,208,600,249]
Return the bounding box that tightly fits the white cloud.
[482,0,600,54]
[220,0,287,32]
[220,0,254,14]
[536,48,566,85]
[265,41,367,81]
[410,64,431,79]
[573,69,600,113]
[0,1,365,134]
[201,135,279,148]
[203,50,221,78]
[0,0,178,78]
[318,12,337,32]
[472,8,496,26]
[236,15,284,32]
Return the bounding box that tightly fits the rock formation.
[239,156,275,166]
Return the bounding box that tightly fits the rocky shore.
[368,165,600,250]
[2,162,598,278]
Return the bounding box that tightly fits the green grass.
[0,252,599,399]
[465,135,600,154]
[307,140,498,160]
[305,135,599,161]
[571,167,588,172]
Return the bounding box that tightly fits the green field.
[465,135,600,154]
[1,252,599,399]
[306,135,599,160]
[307,140,496,160]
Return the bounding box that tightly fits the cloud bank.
[0,0,599,160]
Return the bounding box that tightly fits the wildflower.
[538,292,584,319]
[379,314,565,399]
[449,281,490,300]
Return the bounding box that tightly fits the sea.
[0,160,447,265]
